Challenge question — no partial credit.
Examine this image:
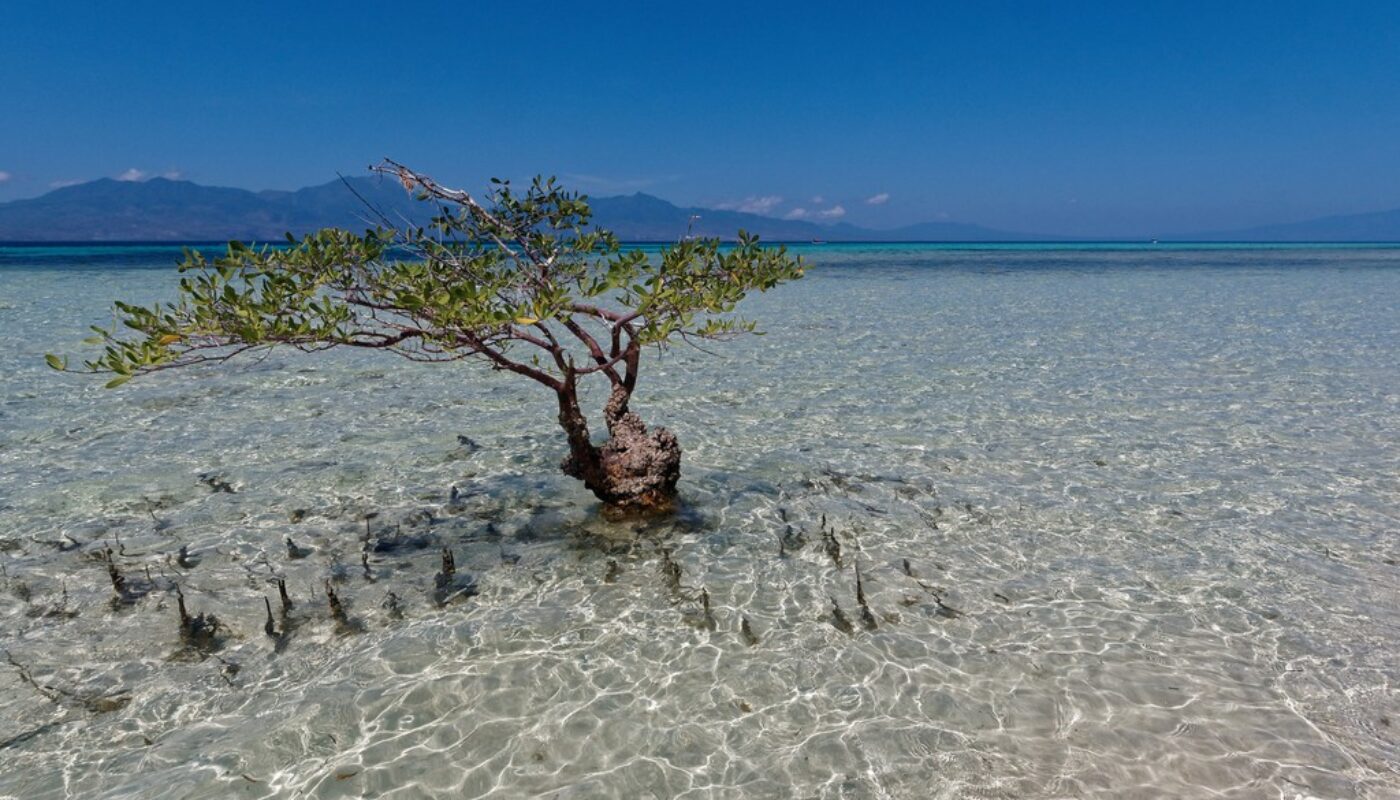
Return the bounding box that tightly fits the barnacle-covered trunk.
[557,383,681,514]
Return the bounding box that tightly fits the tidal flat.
[1,244,1397,798]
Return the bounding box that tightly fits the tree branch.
[560,317,621,384]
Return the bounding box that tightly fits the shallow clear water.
[1,245,1397,799]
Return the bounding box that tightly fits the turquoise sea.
[1,243,1397,798]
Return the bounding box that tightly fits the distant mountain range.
[1180,209,1400,242]
[577,190,1039,242]
[1,176,1398,242]
[0,176,1029,242]
[0,177,430,242]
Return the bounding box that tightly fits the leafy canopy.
[53,160,806,391]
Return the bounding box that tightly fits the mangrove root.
[176,585,224,651]
[829,597,855,636]
[285,537,313,560]
[855,561,878,631]
[741,616,760,646]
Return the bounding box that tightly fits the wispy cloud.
[810,195,824,204]
[786,203,846,220]
[49,179,84,188]
[717,195,784,215]
[111,167,181,182]
[865,192,890,205]
[0,171,12,184]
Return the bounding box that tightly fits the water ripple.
[1,247,1398,797]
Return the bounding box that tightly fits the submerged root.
[854,562,878,631]
[829,597,855,635]
[659,548,683,597]
[263,579,298,650]
[175,585,225,654]
[381,591,404,620]
[741,616,760,646]
[198,473,236,494]
[432,548,477,607]
[262,597,277,638]
[911,575,964,620]
[101,546,155,607]
[4,653,130,714]
[697,588,717,631]
[175,545,199,570]
[823,534,842,568]
[285,537,313,560]
[371,525,436,554]
[323,580,366,634]
[324,580,349,626]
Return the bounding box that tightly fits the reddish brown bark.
[557,381,681,514]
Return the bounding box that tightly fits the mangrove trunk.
[557,382,681,514]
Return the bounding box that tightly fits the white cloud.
[789,204,845,220]
[717,195,784,215]
[117,168,147,181]
[161,169,183,180]
[49,179,84,188]
[810,195,824,204]
[865,192,890,205]
[0,171,11,184]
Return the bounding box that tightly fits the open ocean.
[1,243,1397,798]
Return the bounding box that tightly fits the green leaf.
[44,353,67,371]
[104,375,133,389]
[73,165,806,401]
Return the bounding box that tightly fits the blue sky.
[2,1,1398,236]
